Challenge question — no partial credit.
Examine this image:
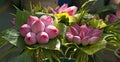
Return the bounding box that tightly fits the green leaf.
[79,39,106,55]
[89,19,107,29]
[56,23,67,37]
[0,33,8,48]
[10,50,33,62]
[28,38,61,50]
[2,29,26,49]
[43,49,60,62]
[15,9,30,29]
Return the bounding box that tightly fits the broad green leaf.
[0,33,8,48]
[10,50,33,62]
[79,39,107,55]
[15,9,30,29]
[56,23,67,37]
[28,38,61,50]
[2,29,26,49]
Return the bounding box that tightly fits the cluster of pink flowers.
[20,15,59,45]
[66,23,103,45]
[50,4,78,16]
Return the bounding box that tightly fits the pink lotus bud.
[58,4,68,13]
[36,32,49,44]
[20,24,31,37]
[116,7,120,19]
[40,15,54,26]
[45,25,59,39]
[112,0,120,5]
[25,32,36,45]
[64,6,78,16]
[31,19,45,33]
[89,36,99,44]
[108,14,118,23]
[27,16,39,26]
[73,36,81,44]
[66,32,74,41]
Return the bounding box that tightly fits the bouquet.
[0,0,120,62]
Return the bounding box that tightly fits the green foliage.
[43,49,60,62]
[9,50,33,62]
[15,9,30,29]
[0,33,8,48]
[88,19,107,28]
[2,28,26,49]
[78,39,106,55]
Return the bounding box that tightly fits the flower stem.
[33,48,45,62]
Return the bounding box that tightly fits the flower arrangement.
[0,0,120,62]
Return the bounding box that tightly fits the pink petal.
[69,26,79,36]
[89,36,99,44]
[64,6,78,16]
[73,36,81,44]
[58,4,68,13]
[66,32,74,42]
[73,23,80,32]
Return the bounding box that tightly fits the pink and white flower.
[66,23,103,45]
[50,4,78,16]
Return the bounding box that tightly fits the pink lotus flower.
[25,32,36,45]
[116,7,120,19]
[108,14,118,23]
[63,6,78,16]
[50,4,78,16]
[45,25,59,39]
[27,16,39,26]
[66,23,103,45]
[36,32,49,44]
[112,0,120,5]
[40,15,54,26]
[31,19,45,33]
[20,24,31,37]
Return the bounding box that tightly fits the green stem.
[33,48,45,62]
